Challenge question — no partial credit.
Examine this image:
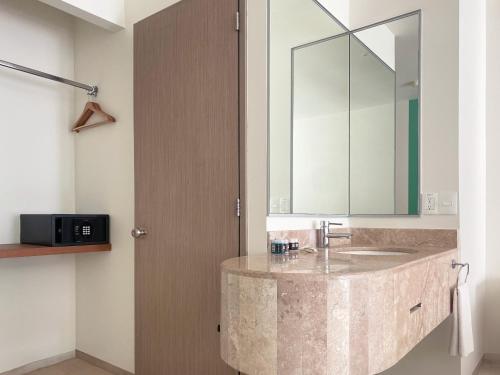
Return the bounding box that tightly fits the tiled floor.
[479,360,500,375]
[25,357,500,375]
[27,359,112,375]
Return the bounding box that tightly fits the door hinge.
[236,198,241,217]
[235,11,240,31]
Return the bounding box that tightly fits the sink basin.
[336,247,415,256]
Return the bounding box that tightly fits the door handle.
[131,227,148,238]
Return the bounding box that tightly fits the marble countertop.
[221,246,458,279]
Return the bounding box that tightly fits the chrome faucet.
[319,221,352,249]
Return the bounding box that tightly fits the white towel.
[449,277,474,357]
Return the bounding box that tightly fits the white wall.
[293,113,349,214]
[0,0,76,372]
[246,0,269,254]
[350,104,395,215]
[485,0,500,358]
[73,0,181,372]
[268,0,347,213]
[354,26,395,70]
[458,0,486,373]
[319,0,350,28]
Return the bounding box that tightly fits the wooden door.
[134,0,240,373]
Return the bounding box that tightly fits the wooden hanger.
[72,101,116,133]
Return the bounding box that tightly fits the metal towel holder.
[452,260,470,283]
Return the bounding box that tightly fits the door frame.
[238,0,248,256]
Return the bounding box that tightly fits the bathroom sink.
[336,247,416,256]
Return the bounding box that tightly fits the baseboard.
[484,353,500,365]
[472,355,484,375]
[0,351,75,375]
[75,350,134,375]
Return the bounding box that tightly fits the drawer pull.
[410,303,422,313]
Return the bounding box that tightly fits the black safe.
[20,214,109,246]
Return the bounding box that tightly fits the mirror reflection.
[350,15,420,215]
[268,0,420,216]
[268,0,347,214]
[292,36,350,215]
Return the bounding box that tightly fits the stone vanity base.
[221,229,458,375]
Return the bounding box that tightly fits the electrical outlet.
[422,192,439,214]
[438,191,458,215]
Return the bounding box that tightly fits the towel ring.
[452,260,470,283]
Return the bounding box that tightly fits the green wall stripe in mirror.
[408,98,420,215]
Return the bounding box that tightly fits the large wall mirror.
[268,1,421,216]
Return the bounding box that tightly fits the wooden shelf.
[0,243,112,259]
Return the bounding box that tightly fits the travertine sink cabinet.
[220,229,459,375]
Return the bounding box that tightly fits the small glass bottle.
[270,240,276,254]
[275,240,285,254]
[270,239,280,254]
[283,239,289,254]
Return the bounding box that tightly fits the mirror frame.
[267,6,422,217]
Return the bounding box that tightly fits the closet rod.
[0,59,98,96]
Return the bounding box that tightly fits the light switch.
[438,191,458,215]
[422,193,439,214]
